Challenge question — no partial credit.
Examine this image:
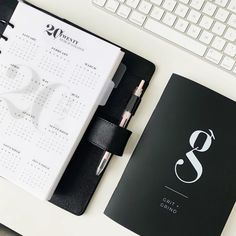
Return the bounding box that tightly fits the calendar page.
[0,2,124,200]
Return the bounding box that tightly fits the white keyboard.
[93,0,236,75]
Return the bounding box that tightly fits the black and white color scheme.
[0,0,155,215]
[105,74,236,236]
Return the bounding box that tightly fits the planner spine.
[0,19,14,53]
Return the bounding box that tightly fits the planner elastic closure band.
[0,19,14,53]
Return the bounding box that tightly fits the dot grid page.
[0,2,124,200]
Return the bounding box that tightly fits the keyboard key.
[200,15,214,29]
[203,2,217,16]
[126,0,140,8]
[187,24,201,38]
[206,48,223,64]
[228,0,236,13]
[224,27,236,41]
[117,4,131,18]
[179,0,189,4]
[175,3,189,17]
[215,8,229,22]
[144,18,207,56]
[221,56,235,70]
[93,0,107,6]
[138,1,152,14]
[224,43,236,57]
[228,14,236,28]
[150,0,163,5]
[162,12,176,26]
[212,21,226,35]
[211,36,226,50]
[175,18,189,32]
[105,0,119,12]
[187,9,201,23]
[129,10,146,25]
[162,0,177,11]
[150,6,164,20]
[215,0,228,7]
[199,30,213,44]
[190,0,204,10]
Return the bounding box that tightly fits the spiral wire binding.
[0,19,15,53]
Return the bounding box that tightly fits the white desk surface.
[0,1,235,235]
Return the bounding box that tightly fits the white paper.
[0,2,124,200]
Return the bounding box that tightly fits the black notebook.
[105,74,236,236]
[0,0,155,214]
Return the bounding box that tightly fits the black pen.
[96,80,146,176]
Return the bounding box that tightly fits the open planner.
[0,1,123,200]
[0,0,155,214]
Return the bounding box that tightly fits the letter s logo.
[175,129,215,184]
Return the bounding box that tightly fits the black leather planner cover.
[0,0,155,215]
[105,74,236,236]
